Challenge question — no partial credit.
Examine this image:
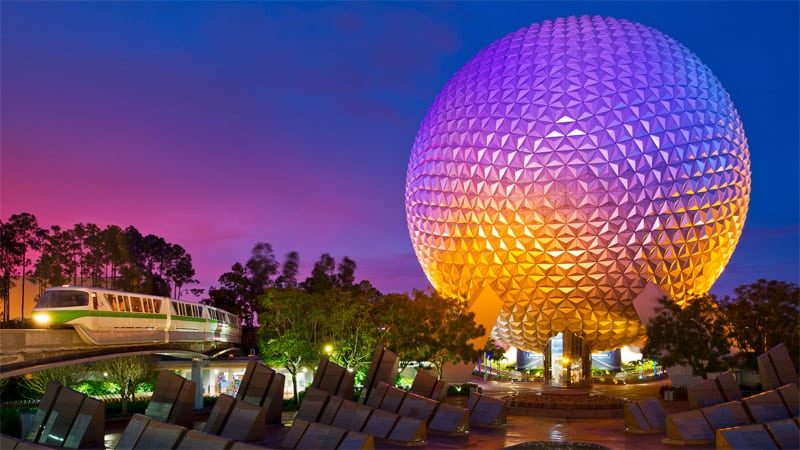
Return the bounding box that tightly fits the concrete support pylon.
[191,358,204,409]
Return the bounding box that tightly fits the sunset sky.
[2,1,798,299]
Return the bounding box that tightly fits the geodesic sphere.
[405,15,751,352]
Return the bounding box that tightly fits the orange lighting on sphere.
[405,16,751,352]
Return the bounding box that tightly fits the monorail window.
[119,296,130,312]
[36,290,89,308]
[131,297,142,312]
[153,299,162,312]
[143,298,152,313]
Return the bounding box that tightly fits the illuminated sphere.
[405,16,750,352]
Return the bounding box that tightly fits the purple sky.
[2,2,798,299]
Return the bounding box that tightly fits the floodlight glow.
[405,15,750,352]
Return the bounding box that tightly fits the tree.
[423,291,486,378]
[82,223,106,287]
[206,243,279,349]
[0,219,23,321]
[303,253,337,293]
[32,225,74,289]
[117,226,146,293]
[377,289,485,378]
[100,225,128,289]
[484,339,507,363]
[259,253,382,400]
[720,279,800,368]
[642,295,730,379]
[98,355,157,414]
[70,223,91,286]
[20,365,89,398]
[375,292,430,370]
[3,214,46,319]
[322,281,382,371]
[258,286,322,404]
[246,243,278,295]
[208,263,250,321]
[2,213,198,301]
[0,214,41,321]
[275,251,300,288]
[164,245,197,298]
[297,254,380,372]
[336,257,357,287]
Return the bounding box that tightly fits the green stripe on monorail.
[37,310,219,324]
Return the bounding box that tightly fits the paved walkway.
[105,379,711,449]
[404,379,710,450]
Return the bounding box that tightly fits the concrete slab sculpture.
[235,360,285,425]
[202,393,268,443]
[23,381,104,449]
[359,345,399,405]
[742,390,791,423]
[117,414,191,450]
[624,398,665,433]
[466,389,508,428]
[764,418,800,450]
[700,401,752,431]
[145,370,195,428]
[175,430,232,450]
[687,377,726,409]
[716,371,743,402]
[776,383,799,417]
[715,424,779,450]
[663,409,715,445]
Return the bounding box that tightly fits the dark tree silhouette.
[642,295,730,379]
[720,279,800,368]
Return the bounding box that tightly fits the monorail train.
[31,286,241,346]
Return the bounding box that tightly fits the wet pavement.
[104,379,713,450]
[411,379,712,450]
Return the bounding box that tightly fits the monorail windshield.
[36,290,89,308]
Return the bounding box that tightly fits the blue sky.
[2,1,798,298]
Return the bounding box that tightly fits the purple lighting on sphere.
[405,16,751,352]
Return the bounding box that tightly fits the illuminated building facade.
[405,16,750,384]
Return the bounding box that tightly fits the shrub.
[104,398,149,416]
[0,408,21,438]
[73,380,119,397]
